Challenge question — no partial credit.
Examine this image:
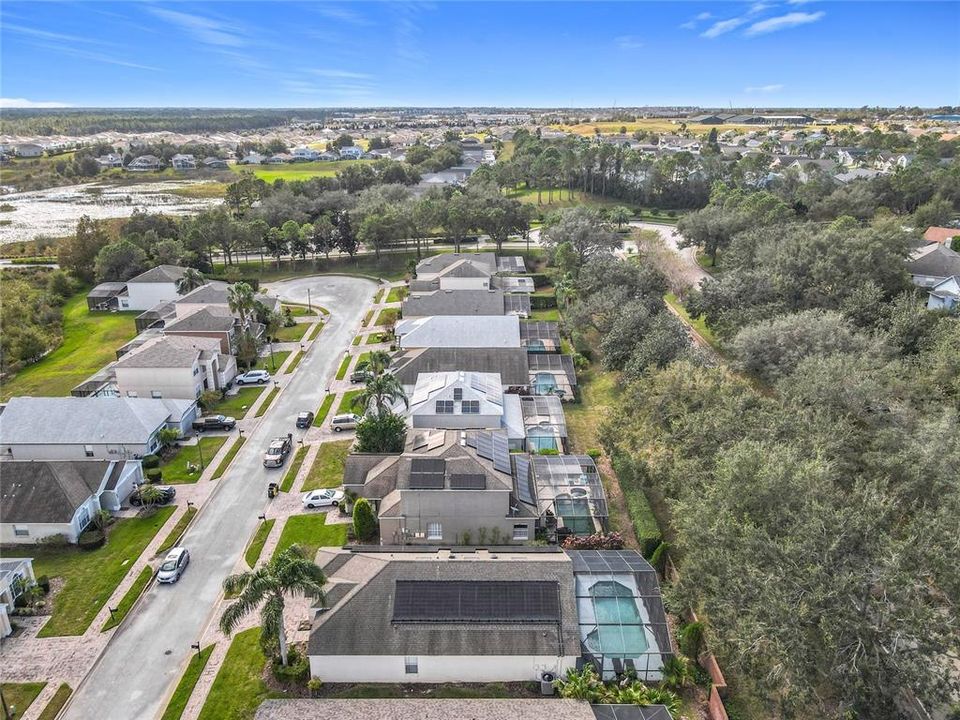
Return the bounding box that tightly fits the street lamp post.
[196,433,205,470]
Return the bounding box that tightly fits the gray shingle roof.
[175,283,231,305]
[396,316,520,349]
[255,699,595,720]
[129,265,189,284]
[391,347,530,385]
[114,335,221,369]
[307,551,580,658]
[0,461,110,523]
[403,290,506,317]
[0,397,179,446]
[907,244,960,279]
[416,252,497,276]
[164,307,236,333]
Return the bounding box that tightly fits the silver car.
[157,547,190,584]
[330,413,362,432]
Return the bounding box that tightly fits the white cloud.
[615,35,644,49]
[681,11,713,29]
[745,83,785,93]
[745,10,825,35]
[313,5,371,26]
[310,69,372,79]
[696,11,713,20]
[3,22,112,46]
[787,0,813,4]
[0,97,71,108]
[146,8,245,47]
[701,17,748,38]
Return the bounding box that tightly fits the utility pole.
[307,288,312,312]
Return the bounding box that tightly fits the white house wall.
[309,654,578,684]
[1,494,98,544]
[439,278,490,291]
[115,366,203,400]
[120,282,180,311]
[2,440,158,462]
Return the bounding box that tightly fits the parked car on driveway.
[129,485,176,506]
[331,413,361,432]
[192,415,236,432]
[295,411,314,429]
[262,434,293,467]
[157,547,190,584]
[236,369,271,385]
[302,488,344,509]
[350,369,372,384]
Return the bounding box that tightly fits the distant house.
[390,347,530,388]
[906,243,960,288]
[394,315,521,350]
[410,253,499,292]
[203,156,229,169]
[96,153,124,168]
[338,146,364,159]
[0,460,143,544]
[316,151,339,161]
[171,153,197,170]
[118,264,190,311]
[924,226,959,246]
[835,147,868,168]
[127,155,162,171]
[833,168,881,184]
[0,396,196,461]
[402,289,530,318]
[927,276,959,312]
[264,153,292,164]
[239,152,265,165]
[86,281,128,311]
[292,146,321,161]
[114,335,236,400]
[874,152,915,172]
[15,143,44,158]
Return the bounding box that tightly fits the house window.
[78,506,91,530]
[126,391,138,398]
[461,400,480,414]
[13,526,29,537]
[404,656,419,674]
[435,400,454,414]
[426,522,442,540]
[193,367,200,376]
[453,388,463,401]
[84,445,95,458]
[151,391,162,399]
[513,524,529,541]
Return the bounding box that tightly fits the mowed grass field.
[0,293,138,400]
[230,159,364,183]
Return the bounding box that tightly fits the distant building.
[927,275,959,312]
[171,153,197,170]
[203,156,229,169]
[292,146,321,161]
[15,143,44,158]
[923,226,959,246]
[127,155,162,171]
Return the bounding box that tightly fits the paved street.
[62,275,376,720]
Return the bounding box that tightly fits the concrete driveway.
[62,275,376,720]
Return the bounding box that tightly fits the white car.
[302,488,345,509]
[236,370,271,385]
[157,547,190,584]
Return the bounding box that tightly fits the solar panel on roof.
[393,580,560,623]
[492,433,511,473]
[473,431,494,460]
[449,473,486,490]
[409,457,446,489]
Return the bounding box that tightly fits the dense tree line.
[0,267,76,374]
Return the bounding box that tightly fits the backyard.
[301,440,351,491]
[0,293,138,400]
[27,507,175,636]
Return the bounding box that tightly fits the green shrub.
[530,294,558,310]
[307,677,323,697]
[141,454,160,469]
[352,498,377,541]
[612,453,662,557]
[78,529,106,550]
[649,541,670,575]
[37,575,50,592]
[271,647,310,685]
[39,533,70,547]
[679,620,705,659]
[585,448,602,460]
[145,468,163,482]
[538,447,560,455]
[528,272,551,288]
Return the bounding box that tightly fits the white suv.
[236,370,271,385]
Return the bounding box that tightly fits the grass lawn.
[254,349,291,373]
[156,507,198,555]
[365,332,389,345]
[36,684,72,720]
[565,369,618,454]
[385,286,407,303]
[244,520,275,569]
[361,309,374,327]
[230,159,363,183]
[374,308,399,326]
[529,308,561,322]
[337,389,363,414]
[282,303,316,316]
[0,683,46,717]
[31,507,175,636]
[664,292,721,351]
[505,187,622,213]
[160,437,228,484]
[351,334,362,346]
[302,440,352,491]
[209,250,423,283]
[279,445,309,493]
[0,293,138,401]
[211,437,246,480]
[197,628,280,720]
[313,394,335,427]
[253,386,280,418]
[355,351,371,368]
[334,355,351,380]
[305,321,324,341]
[160,644,215,720]
[373,288,385,304]
[101,564,153,632]
[272,513,348,561]
[216,387,265,419]
[273,322,310,342]
[285,351,304,373]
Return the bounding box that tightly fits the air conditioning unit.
[540,672,555,695]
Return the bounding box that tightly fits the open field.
[506,187,623,212]
[27,507,175,636]
[230,159,363,183]
[0,293,138,401]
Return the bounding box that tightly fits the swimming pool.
[584,580,650,657]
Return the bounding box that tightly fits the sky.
[1,1,958,109]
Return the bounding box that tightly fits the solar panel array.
[567,550,656,576]
[449,473,486,490]
[408,457,446,489]
[513,454,536,505]
[465,430,512,473]
[468,372,503,405]
[392,580,560,623]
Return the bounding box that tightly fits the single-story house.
[171,154,197,170]
[0,557,36,637]
[391,347,530,388]
[833,168,881,184]
[0,396,196,461]
[203,156,229,169]
[338,146,364,159]
[395,315,521,350]
[118,264,190,311]
[307,547,581,682]
[114,334,237,400]
[0,460,143,544]
[15,143,44,158]
[906,243,960,288]
[292,146,321,161]
[411,253,499,292]
[239,152,265,165]
[402,289,531,319]
[127,155,162,171]
[96,153,124,168]
[927,275,959,312]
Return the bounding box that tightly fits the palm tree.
[220,545,326,666]
[227,282,256,325]
[353,372,408,416]
[364,350,392,377]
[609,206,632,230]
[176,268,205,295]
